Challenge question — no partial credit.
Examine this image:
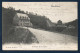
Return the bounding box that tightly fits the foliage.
[28,13,47,29]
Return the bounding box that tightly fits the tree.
[57,20,62,25]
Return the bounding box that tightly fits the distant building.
[56,20,67,27]
[68,25,75,29]
[57,20,62,25]
[13,13,32,27]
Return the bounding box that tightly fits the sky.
[2,2,78,23]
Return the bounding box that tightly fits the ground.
[28,27,77,44]
[2,26,78,50]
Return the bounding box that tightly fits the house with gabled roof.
[13,13,32,27]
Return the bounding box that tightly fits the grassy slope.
[2,27,39,44]
[62,19,78,36]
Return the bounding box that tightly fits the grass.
[2,26,39,44]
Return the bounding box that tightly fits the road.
[28,27,77,44]
[2,27,78,50]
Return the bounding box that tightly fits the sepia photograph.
[2,2,78,50]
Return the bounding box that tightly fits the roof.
[16,13,28,18]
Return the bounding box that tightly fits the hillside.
[2,7,48,28]
[62,19,78,36]
[2,7,78,36]
[27,13,48,29]
[2,7,49,41]
[65,19,78,28]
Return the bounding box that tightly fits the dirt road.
[28,27,77,44]
[2,27,78,50]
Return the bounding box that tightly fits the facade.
[13,13,32,27]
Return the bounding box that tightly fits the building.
[57,20,62,25]
[13,13,32,27]
[56,20,67,27]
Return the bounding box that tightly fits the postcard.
[2,2,78,50]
